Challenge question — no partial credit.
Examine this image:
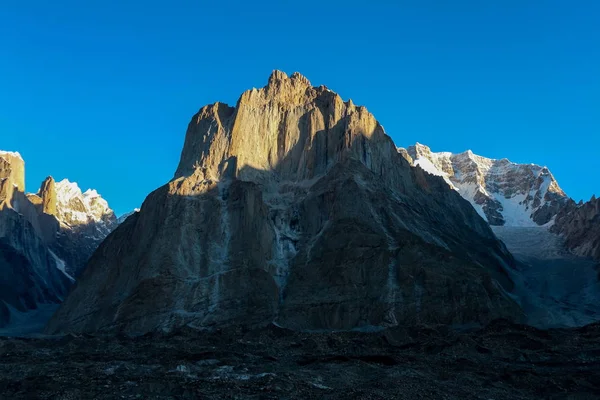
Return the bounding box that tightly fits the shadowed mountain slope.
[47,71,522,335]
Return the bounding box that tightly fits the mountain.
[398,143,568,227]
[47,71,522,335]
[0,151,116,328]
[397,144,600,327]
[50,179,117,277]
[117,209,140,224]
[551,196,600,260]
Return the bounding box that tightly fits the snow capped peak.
[54,179,116,231]
[83,188,100,198]
[55,179,82,202]
[399,143,569,227]
[0,150,23,160]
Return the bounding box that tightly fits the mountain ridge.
[0,151,117,328]
[47,71,522,335]
[398,143,569,227]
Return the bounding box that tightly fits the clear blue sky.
[1,1,598,215]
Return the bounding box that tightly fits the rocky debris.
[47,71,522,335]
[399,143,569,226]
[2,321,600,399]
[551,196,600,261]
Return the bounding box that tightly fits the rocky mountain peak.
[0,150,25,197]
[409,142,433,158]
[0,150,133,329]
[48,71,521,335]
[53,179,116,231]
[38,176,57,216]
[267,70,312,88]
[0,150,22,159]
[176,70,400,190]
[400,143,568,226]
[551,195,600,260]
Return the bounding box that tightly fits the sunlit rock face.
[0,152,117,327]
[49,179,117,277]
[551,196,600,261]
[398,143,569,227]
[22,176,118,277]
[1,154,69,327]
[0,151,25,193]
[47,71,522,335]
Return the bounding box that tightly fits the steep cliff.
[47,71,522,335]
[551,196,600,260]
[0,154,69,327]
[0,151,117,327]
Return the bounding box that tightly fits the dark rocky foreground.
[1,320,599,399]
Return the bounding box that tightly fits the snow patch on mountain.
[54,179,115,233]
[0,150,22,160]
[399,143,568,227]
[49,250,74,282]
[413,157,456,189]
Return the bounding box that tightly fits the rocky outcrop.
[551,196,600,261]
[39,176,57,216]
[0,154,69,327]
[0,211,71,326]
[47,71,522,335]
[0,151,25,193]
[50,179,117,277]
[399,143,569,226]
[0,151,117,327]
[53,180,116,234]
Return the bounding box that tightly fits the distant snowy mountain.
[54,179,116,237]
[117,208,140,224]
[0,150,117,328]
[398,143,569,227]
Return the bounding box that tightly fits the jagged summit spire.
[268,69,288,82]
[175,70,388,182]
[39,176,57,216]
[0,150,26,193]
[267,70,312,88]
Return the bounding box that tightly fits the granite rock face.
[398,143,569,227]
[551,196,600,261]
[0,151,25,193]
[39,176,57,216]
[0,154,69,327]
[0,152,117,327]
[47,71,522,335]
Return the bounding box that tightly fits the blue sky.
[1,1,598,215]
